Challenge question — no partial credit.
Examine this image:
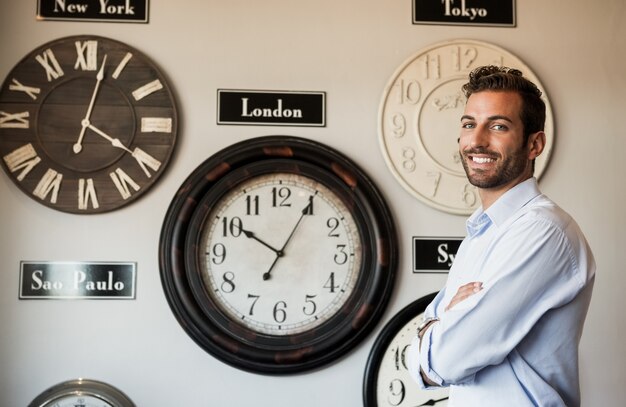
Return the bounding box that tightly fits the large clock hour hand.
[86,123,133,154]
[240,227,281,254]
[73,55,107,154]
[416,396,449,406]
[263,194,315,281]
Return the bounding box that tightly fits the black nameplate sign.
[37,0,149,23]
[413,237,463,273]
[413,0,516,27]
[19,261,136,299]
[217,90,326,127]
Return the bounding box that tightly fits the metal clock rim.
[28,378,135,407]
[159,135,398,374]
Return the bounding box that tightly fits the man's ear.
[528,131,546,160]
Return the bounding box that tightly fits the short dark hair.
[461,65,546,142]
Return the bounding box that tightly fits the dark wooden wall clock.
[0,35,178,214]
[159,135,398,374]
[363,292,449,407]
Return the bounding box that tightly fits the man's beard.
[461,146,529,189]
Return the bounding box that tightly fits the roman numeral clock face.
[0,35,177,213]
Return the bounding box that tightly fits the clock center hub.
[37,77,135,173]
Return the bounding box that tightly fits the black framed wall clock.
[363,292,449,407]
[159,135,397,374]
[28,378,135,407]
[0,35,178,214]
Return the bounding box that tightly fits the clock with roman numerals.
[159,136,397,374]
[0,35,177,213]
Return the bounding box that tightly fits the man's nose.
[469,126,489,148]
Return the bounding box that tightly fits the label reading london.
[217,90,326,127]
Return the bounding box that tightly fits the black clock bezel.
[159,135,397,374]
[363,292,444,406]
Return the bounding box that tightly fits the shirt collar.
[466,178,542,236]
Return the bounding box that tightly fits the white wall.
[0,0,624,405]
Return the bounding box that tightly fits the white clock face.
[379,39,553,215]
[44,395,115,407]
[198,172,362,336]
[376,311,449,407]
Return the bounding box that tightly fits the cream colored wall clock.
[378,39,554,215]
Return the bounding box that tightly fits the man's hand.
[445,281,483,311]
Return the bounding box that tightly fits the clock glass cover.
[195,167,363,336]
[28,378,134,407]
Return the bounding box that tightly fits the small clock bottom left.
[28,379,135,407]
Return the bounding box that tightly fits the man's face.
[459,91,533,191]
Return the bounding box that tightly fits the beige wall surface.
[0,0,624,405]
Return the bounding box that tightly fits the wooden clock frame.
[159,135,397,374]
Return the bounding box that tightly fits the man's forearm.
[417,282,483,386]
[418,319,440,387]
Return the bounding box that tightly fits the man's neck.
[478,174,533,211]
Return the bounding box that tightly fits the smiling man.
[407,66,596,406]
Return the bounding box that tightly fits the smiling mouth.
[471,156,496,164]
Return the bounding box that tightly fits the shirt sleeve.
[420,217,585,386]
[407,289,447,387]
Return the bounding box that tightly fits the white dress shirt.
[408,178,596,407]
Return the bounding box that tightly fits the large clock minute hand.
[73,55,107,154]
[262,194,314,281]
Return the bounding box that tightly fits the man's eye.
[461,122,475,129]
[492,124,508,131]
